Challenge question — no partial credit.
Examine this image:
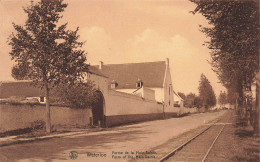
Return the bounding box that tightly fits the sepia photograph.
[0,0,259,161]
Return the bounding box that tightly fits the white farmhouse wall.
[150,88,164,102]
[115,87,155,101]
[163,60,174,110]
[85,72,110,116]
[116,89,136,94]
[85,60,178,127]
[132,88,142,97]
[142,87,155,101]
[85,73,108,94]
[105,90,163,116]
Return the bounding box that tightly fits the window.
[136,81,143,88]
[169,84,172,95]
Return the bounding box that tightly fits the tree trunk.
[235,92,238,112]
[254,81,259,135]
[255,0,260,135]
[237,80,244,119]
[45,83,51,133]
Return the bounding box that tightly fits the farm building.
[0,58,178,127]
[93,58,174,105]
[0,80,45,103]
[86,58,177,127]
[173,91,184,107]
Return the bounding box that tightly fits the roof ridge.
[93,60,165,66]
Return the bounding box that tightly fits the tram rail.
[157,111,232,162]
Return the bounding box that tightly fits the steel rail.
[157,111,231,162]
[157,118,221,162]
[201,124,225,162]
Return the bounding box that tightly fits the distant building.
[0,80,45,103]
[173,91,184,107]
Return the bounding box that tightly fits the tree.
[8,0,88,133]
[227,89,237,106]
[185,93,196,108]
[218,91,228,108]
[50,81,99,109]
[194,96,203,108]
[198,74,216,109]
[191,0,259,133]
[184,93,202,108]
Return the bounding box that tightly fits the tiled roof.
[87,66,108,78]
[93,61,166,89]
[0,80,44,98]
[173,90,184,101]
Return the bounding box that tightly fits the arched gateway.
[91,90,105,127]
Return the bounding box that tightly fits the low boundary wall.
[104,90,164,127]
[0,104,92,133]
[104,113,164,127]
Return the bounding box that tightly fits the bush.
[30,120,45,131]
[50,81,99,109]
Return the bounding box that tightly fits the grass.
[231,119,260,162]
[204,111,259,162]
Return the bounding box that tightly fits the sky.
[0,0,226,96]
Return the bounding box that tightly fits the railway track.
[157,111,232,162]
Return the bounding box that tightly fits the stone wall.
[0,104,92,133]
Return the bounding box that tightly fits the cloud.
[125,29,218,94]
[80,26,112,64]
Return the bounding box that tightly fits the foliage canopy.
[191,0,258,94]
[50,81,99,109]
[218,91,228,108]
[191,0,259,132]
[8,0,88,132]
[9,0,88,85]
[198,74,216,108]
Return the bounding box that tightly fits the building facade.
[87,58,177,127]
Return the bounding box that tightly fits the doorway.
[92,90,105,127]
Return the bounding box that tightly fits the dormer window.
[111,80,118,89]
[136,79,143,88]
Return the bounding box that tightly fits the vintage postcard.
[0,0,259,161]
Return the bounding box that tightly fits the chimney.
[166,58,169,67]
[99,61,103,69]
